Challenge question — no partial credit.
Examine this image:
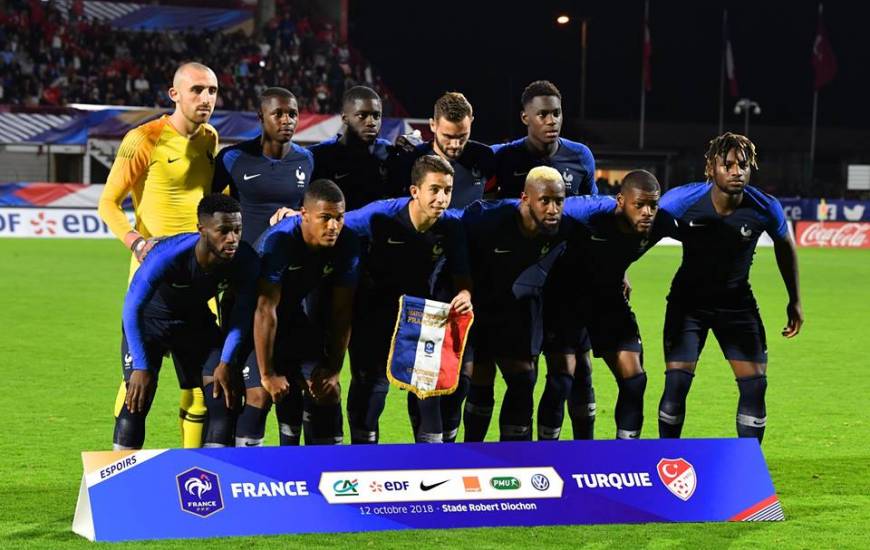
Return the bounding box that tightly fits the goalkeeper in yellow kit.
[98,62,220,448]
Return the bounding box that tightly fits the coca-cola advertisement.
[795,221,870,248]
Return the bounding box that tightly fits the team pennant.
[386,295,474,399]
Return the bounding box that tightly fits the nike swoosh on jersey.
[512,171,528,177]
[167,157,180,163]
[688,220,706,227]
[334,173,351,180]
[287,265,304,271]
[170,283,192,288]
[590,236,608,241]
[494,248,512,253]
[387,238,405,245]
[243,173,262,181]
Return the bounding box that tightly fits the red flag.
[642,14,652,92]
[811,4,837,90]
[724,11,739,97]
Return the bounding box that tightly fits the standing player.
[492,80,596,198]
[462,166,572,442]
[343,155,472,444]
[309,86,392,210]
[98,62,219,448]
[657,133,803,443]
[492,80,599,440]
[212,86,313,445]
[389,92,495,208]
[213,87,313,245]
[539,171,675,440]
[245,180,359,446]
[114,194,257,450]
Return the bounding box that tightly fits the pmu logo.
[490,476,521,490]
[333,478,359,497]
[657,458,697,501]
[176,467,224,517]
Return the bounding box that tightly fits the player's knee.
[736,374,767,415]
[245,387,272,409]
[114,404,146,450]
[618,372,647,401]
[202,385,234,447]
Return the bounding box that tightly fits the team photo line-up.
[98,62,804,451]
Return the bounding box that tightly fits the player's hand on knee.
[450,290,473,314]
[269,207,299,226]
[126,370,153,414]
[213,361,237,409]
[311,370,341,404]
[782,300,804,338]
[262,373,290,402]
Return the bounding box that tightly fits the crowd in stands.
[0,0,400,115]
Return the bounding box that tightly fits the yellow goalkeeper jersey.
[97,115,218,279]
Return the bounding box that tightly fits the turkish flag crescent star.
[812,5,837,90]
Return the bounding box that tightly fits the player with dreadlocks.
[656,132,803,443]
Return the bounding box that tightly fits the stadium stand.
[0,0,403,115]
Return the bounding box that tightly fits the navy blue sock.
[303,393,343,445]
[463,384,494,442]
[407,391,421,439]
[235,403,269,446]
[113,401,150,450]
[615,372,647,439]
[441,374,470,442]
[568,362,595,440]
[347,377,389,444]
[537,373,572,440]
[658,369,694,438]
[415,395,443,443]
[202,383,235,447]
[499,370,536,441]
[275,390,302,446]
[736,375,767,442]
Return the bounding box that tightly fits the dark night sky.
[349,0,870,143]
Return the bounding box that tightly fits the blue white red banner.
[73,439,783,542]
[387,295,473,398]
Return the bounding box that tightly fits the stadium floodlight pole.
[556,14,588,121]
[733,98,761,137]
[718,9,727,135]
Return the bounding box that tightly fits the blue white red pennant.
[386,295,473,399]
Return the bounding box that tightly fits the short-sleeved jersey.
[344,198,470,304]
[122,233,259,369]
[387,140,496,208]
[558,196,678,294]
[492,137,597,198]
[212,137,313,245]
[462,200,573,310]
[98,115,219,279]
[256,215,361,313]
[660,182,789,300]
[309,136,392,210]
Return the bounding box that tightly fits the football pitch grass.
[0,240,867,548]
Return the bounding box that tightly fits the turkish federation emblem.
[657,458,696,501]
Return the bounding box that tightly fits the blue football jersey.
[309,136,392,210]
[492,137,597,198]
[213,137,313,245]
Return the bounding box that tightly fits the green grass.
[0,240,868,548]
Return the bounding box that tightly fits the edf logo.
[384,481,410,491]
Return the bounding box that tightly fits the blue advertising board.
[72,439,783,542]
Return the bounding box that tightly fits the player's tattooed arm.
[254,279,290,401]
[773,236,803,338]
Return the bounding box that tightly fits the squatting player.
[212,86,313,445]
[114,194,257,450]
[539,171,676,440]
[98,62,220,448]
[462,166,573,441]
[657,133,803,443]
[246,180,359,446]
[343,155,473,444]
[310,86,392,210]
[389,92,495,208]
